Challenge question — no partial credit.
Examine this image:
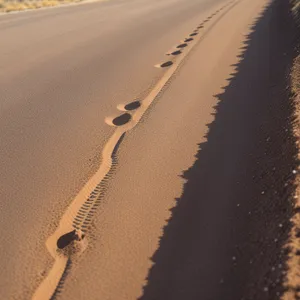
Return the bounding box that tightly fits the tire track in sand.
[33,1,237,298]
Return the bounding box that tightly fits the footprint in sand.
[117,100,141,111]
[176,43,188,49]
[155,61,173,68]
[57,230,82,249]
[105,113,132,126]
[166,50,182,56]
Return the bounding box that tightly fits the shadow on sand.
[139,0,299,299]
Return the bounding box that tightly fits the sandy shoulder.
[59,0,270,298]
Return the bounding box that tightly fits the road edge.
[282,1,300,299]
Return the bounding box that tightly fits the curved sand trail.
[59,0,294,298]
[33,2,237,297]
